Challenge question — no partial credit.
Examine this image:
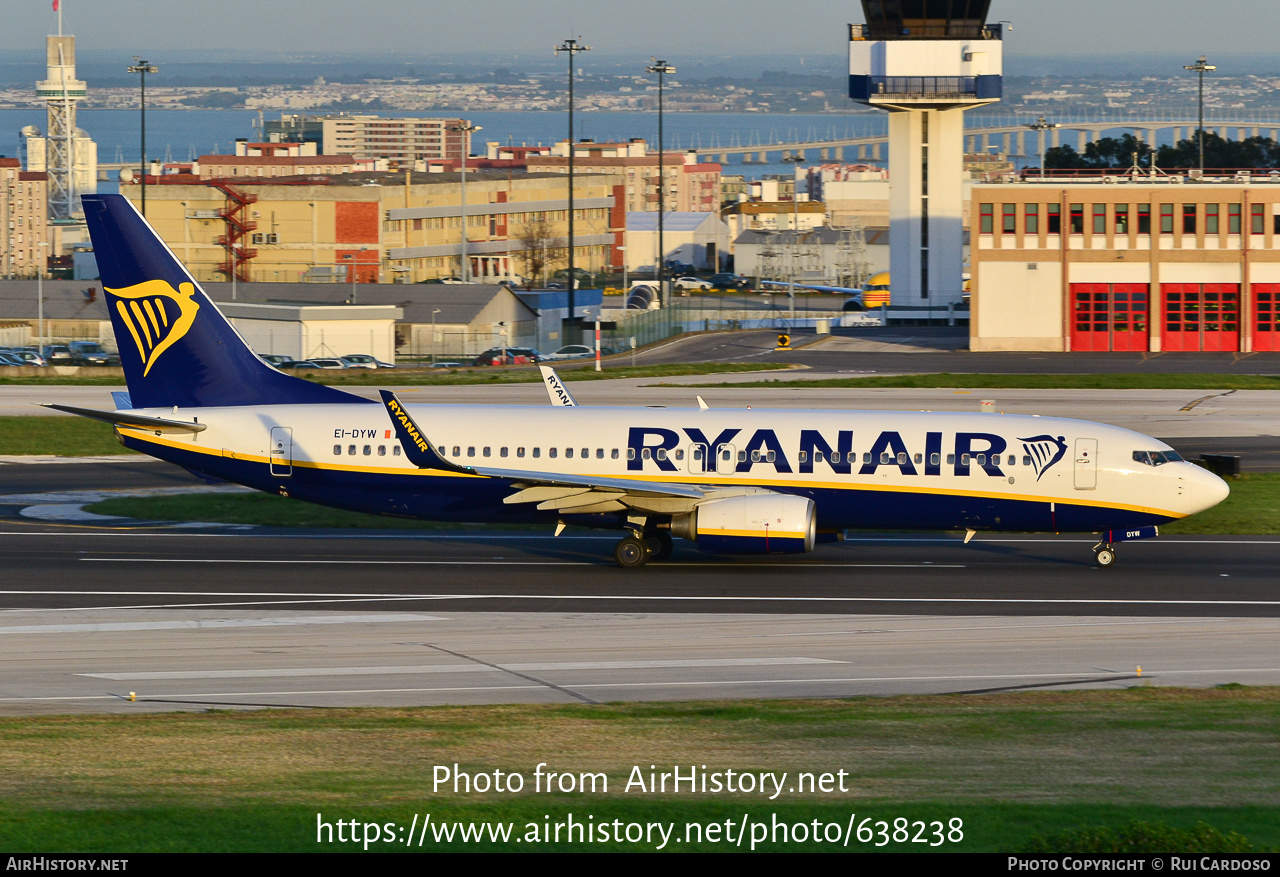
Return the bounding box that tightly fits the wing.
[539,365,578,407]
[378,390,713,515]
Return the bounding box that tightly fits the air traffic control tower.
[849,1,1003,308]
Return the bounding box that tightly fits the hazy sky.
[5,0,1276,60]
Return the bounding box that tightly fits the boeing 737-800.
[52,194,1229,568]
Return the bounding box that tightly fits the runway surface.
[0,515,1276,713]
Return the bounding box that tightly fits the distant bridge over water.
[687,118,1280,166]
[94,116,1280,179]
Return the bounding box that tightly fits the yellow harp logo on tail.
[105,280,201,376]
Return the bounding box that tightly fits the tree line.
[1042,131,1280,170]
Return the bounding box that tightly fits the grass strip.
[85,473,1278,535]
[671,373,1280,391]
[0,362,791,388]
[87,491,539,530]
[307,361,793,386]
[1158,474,1280,534]
[1,690,1279,851]
[0,415,132,457]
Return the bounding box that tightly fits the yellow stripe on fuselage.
[116,429,1187,519]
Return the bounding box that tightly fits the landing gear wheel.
[615,536,650,569]
[645,531,674,562]
[1094,546,1116,568]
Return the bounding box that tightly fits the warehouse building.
[970,180,1280,352]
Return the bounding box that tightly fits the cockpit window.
[1133,450,1183,466]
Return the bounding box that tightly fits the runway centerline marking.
[81,657,843,681]
[0,614,445,635]
[3,589,1280,607]
[77,558,964,569]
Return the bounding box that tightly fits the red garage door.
[1070,284,1150,352]
[1256,285,1280,352]
[1162,284,1240,352]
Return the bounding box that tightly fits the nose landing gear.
[1093,542,1116,568]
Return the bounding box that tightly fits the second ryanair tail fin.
[82,193,368,410]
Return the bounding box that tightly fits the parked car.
[68,341,119,366]
[11,350,48,367]
[41,345,74,365]
[673,276,712,293]
[708,273,751,291]
[293,358,348,370]
[471,347,544,367]
[340,354,394,369]
[547,344,596,361]
[258,354,301,369]
[0,353,26,367]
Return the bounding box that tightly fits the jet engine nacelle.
[672,495,816,554]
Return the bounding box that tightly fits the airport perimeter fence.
[598,297,855,352]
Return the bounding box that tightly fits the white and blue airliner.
[52,194,1229,568]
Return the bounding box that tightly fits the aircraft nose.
[1183,463,1230,515]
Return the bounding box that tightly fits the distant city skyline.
[4,0,1277,61]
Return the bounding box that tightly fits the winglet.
[539,365,578,407]
[697,395,709,410]
[379,390,474,474]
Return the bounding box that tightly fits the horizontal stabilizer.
[43,403,207,433]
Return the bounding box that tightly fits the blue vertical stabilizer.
[82,194,369,409]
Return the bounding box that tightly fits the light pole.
[646,59,675,307]
[1183,56,1216,172]
[780,154,805,322]
[555,37,590,329]
[36,241,49,351]
[431,308,441,364]
[126,58,158,216]
[1025,115,1059,179]
[230,241,240,301]
[447,123,482,283]
[344,246,369,304]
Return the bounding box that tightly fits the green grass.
[85,473,1279,535]
[2,690,1280,852]
[307,361,792,386]
[675,373,1280,391]
[0,362,792,388]
[86,491,537,530]
[0,415,133,456]
[1160,474,1280,535]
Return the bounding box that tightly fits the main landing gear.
[613,525,673,569]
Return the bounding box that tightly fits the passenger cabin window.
[500,447,508,458]
[566,448,574,459]
[348,445,356,455]
[393,446,401,456]
[550,448,558,458]
[611,449,620,459]
[517,447,525,458]
[333,445,341,455]
[378,446,386,456]
[533,448,541,458]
